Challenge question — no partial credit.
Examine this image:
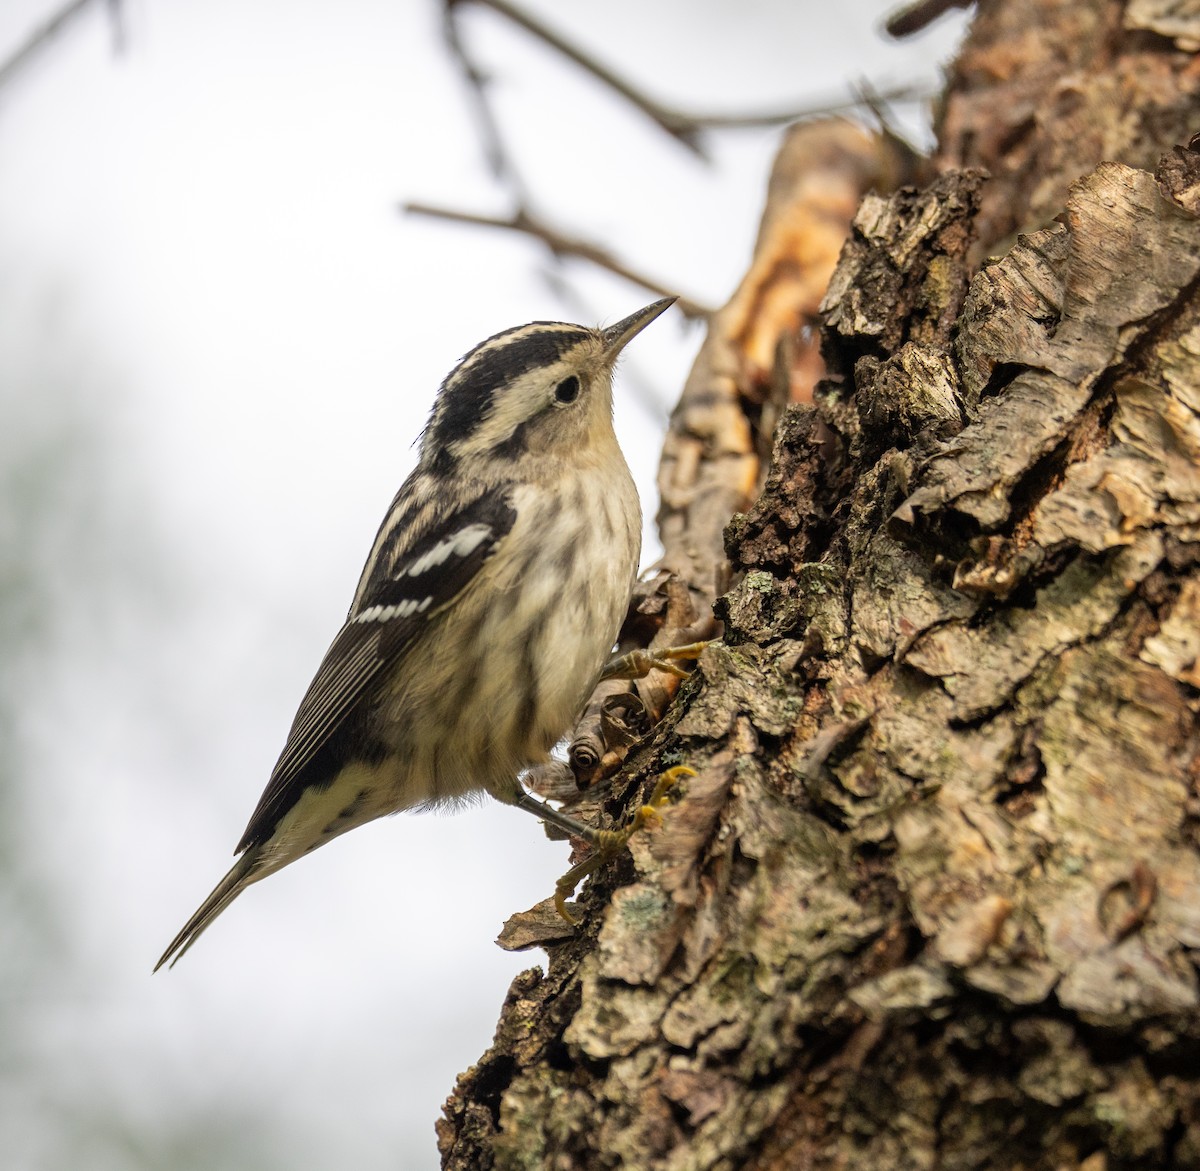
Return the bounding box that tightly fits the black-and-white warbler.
[156,297,676,969]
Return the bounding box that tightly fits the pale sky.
[0,2,967,1167]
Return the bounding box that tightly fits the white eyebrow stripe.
[404,523,493,578]
[354,596,435,623]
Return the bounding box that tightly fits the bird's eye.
[554,375,581,404]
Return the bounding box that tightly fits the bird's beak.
[601,296,677,359]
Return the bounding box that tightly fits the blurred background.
[0,2,967,1167]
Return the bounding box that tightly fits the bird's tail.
[154,849,265,971]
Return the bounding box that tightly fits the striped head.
[420,298,675,476]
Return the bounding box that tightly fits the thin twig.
[685,81,933,129]
[441,0,524,191]
[453,1,934,151]
[404,201,712,320]
[852,78,926,172]
[452,0,708,159]
[0,0,99,93]
[885,0,974,39]
[106,0,126,56]
[435,0,933,325]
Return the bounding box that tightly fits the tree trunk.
[439,3,1200,1167]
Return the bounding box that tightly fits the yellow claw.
[649,764,694,802]
[552,766,695,925]
[554,878,582,926]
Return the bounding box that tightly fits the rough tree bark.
[439,3,1200,1168]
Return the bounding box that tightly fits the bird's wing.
[236,486,517,851]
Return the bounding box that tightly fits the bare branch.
[105,0,126,55]
[0,0,100,94]
[404,200,713,320]
[433,1,933,328]
[451,0,708,159]
[440,0,525,192]
[682,80,933,130]
[452,1,934,150]
[885,0,974,38]
[852,77,927,172]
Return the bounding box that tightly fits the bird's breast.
[374,460,641,806]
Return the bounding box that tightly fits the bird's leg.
[600,641,709,682]
[551,765,693,925]
[513,789,605,843]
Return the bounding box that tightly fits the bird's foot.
[553,765,693,925]
[599,642,708,682]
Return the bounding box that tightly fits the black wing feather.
[236,487,517,851]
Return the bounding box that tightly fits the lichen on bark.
[438,147,1200,1170]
